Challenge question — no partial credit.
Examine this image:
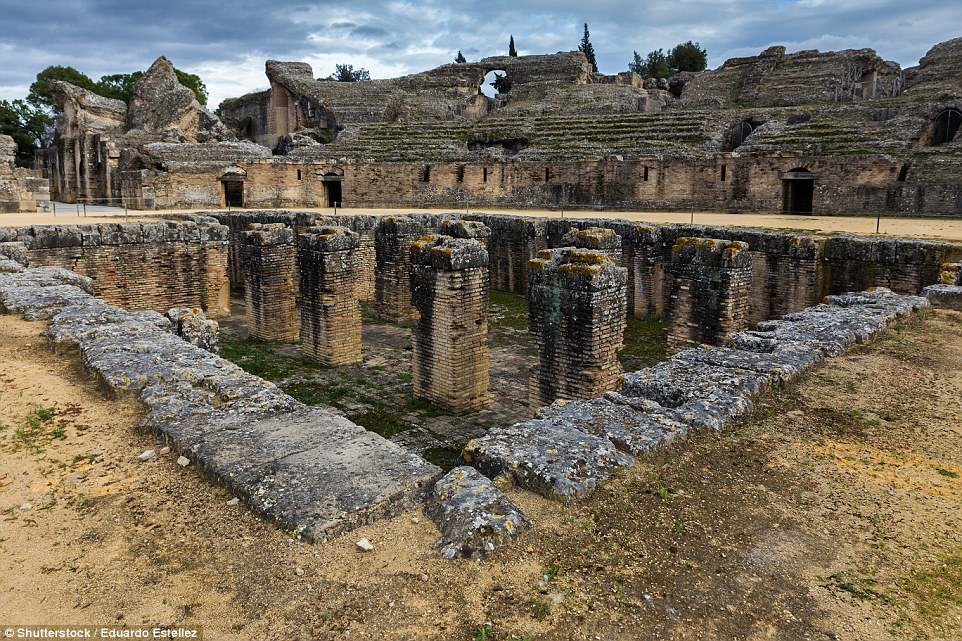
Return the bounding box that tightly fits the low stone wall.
[1,219,230,317]
[0,258,441,543]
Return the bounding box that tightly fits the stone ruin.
[0,134,49,212]
[1,211,961,560]
[7,37,955,216]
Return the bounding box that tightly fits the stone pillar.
[343,215,376,301]
[241,223,298,341]
[375,215,423,321]
[625,224,666,319]
[666,237,752,352]
[298,225,362,366]
[410,232,490,412]
[560,226,622,261]
[527,247,628,410]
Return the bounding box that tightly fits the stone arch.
[480,69,510,98]
[726,120,757,151]
[929,108,962,146]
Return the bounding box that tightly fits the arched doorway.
[322,168,344,207]
[726,120,756,151]
[480,70,509,98]
[781,167,817,215]
[930,108,962,146]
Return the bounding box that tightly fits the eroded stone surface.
[923,284,962,309]
[425,466,530,559]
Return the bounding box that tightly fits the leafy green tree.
[329,64,371,82]
[27,66,97,109]
[95,72,143,103]
[173,69,208,105]
[508,35,517,57]
[0,99,53,165]
[490,72,512,94]
[631,49,672,78]
[455,50,467,64]
[667,41,708,73]
[579,23,598,72]
[629,51,644,75]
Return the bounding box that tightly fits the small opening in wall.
[421,165,431,182]
[297,169,302,181]
[456,164,465,183]
[720,165,727,182]
[643,166,649,182]
[482,167,488,183]
[929,108,962,146]
[545,167,551,182]
[897,163,910,182]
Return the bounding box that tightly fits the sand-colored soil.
[1,310,961,640]
[4,206,962,242]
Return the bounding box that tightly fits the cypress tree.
[579,23,597,72]
[509,35,518,57]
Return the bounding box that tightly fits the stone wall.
[374,216,428,321]
[0,134,50,213]
[2,219,229,317]
[666,238,753,351]
[298,226,362,365]
[410,233,490,412]
[241,223,298,341]
[527,246,628,409]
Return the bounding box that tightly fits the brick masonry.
[241,223,298,341]
[298,225,363,366]
[410,232,491,412]
[527,246,628,410]
[375,215,425,321]
[666,237,753,352]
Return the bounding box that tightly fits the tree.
[455,50,467,64]
[667,41,708,73]
[329,64,371,82]
[173,69,209,105]
[27,66,98,109]
[95,72,143,103]
[628,51,644,75]
[629,49,671,78]
[508,35,517,57]
[0,99,53,165]
[579,23,598,72]
[490,72,512,95]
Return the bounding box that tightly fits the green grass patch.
[935,468,959,479]
[422,446,463,471]
[220,337,328,380]
[899,548,962,623]
[489,290,529,334]
[827,571,890,602]
[620,316,668,371]
[11,404,58,454]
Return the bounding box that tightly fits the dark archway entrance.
[930,108,962,146]
[223,179,244,208]
[782,168,817,215]
[326,180,342,207]
[726,120,756,151]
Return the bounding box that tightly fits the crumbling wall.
[464,214,547,293]
[0,134,49,212]
[298,226,362,365]
[666,238,753,351]
[527,245,627,409]
[410,232,490,412]
[375,216,427,321]
[3,219,229,317]
[241,223,298,341]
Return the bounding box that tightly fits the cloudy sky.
[1,0,960,108]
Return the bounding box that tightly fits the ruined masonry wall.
[375,216,426,321]
[410,233,490,412]
[1,220,230,317]
[528,246,628,410]
[666,238,753,351]
[241,223,298,341]
[298,226,362,365]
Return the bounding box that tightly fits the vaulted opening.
[781,167,816,215]
[481,70,510,98]
[726,120,757,151]
[222,180,244,208]
[929,108,962,146]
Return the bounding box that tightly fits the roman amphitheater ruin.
[2,38,962,565]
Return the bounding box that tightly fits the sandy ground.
[1,309,961,640]
[3,206,962,241]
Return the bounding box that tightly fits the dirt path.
[4,208,962,242]
[1,310,961,640]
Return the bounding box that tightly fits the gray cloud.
[0,0,959,106]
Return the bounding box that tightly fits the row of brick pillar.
[240,218,754,415]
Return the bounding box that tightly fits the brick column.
[527,247,628,410]
[343,215,376,301]
[298,225,362,366]
[666,237,752,352]
[241,223,298,341]
[625,224,665,319]
[375,215,423,321]
[410,232,490,412]
[560,226,622,261]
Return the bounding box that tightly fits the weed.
[11,404,57,454]
[543,562,562,582]
[474,623,494,641]
[658,484,670,500]
[529,597,552,619]
[50,424,66,440]
[0,420,7,432]
[827,571,890,602]
[935,468,958,479]
[900,548,962,622]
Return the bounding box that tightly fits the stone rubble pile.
[166,307,219,353]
